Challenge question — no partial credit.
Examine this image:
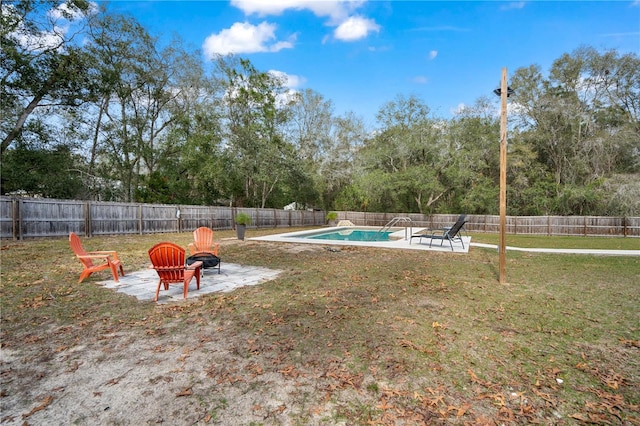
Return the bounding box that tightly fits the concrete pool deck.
[249,227,472,253]
[250,227,640,256]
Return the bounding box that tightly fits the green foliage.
[333,184,369,212]
[458,176,498,215]
[135,170,193,204]
[234,212,252,225]
[599,174,640,216]
[216,56,296,208]
[1,144,87,198]
[555,184,604,216]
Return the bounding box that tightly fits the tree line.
[2,0,639,215]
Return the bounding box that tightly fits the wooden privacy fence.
[0,197,325,239]
[1,196,638,239]
[336,212,640,238]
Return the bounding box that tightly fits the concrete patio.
[98,263,282,304]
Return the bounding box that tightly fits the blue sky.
[109,0,640,126]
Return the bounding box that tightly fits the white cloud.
[231,0,364,23]
[412,76,428,84]
[334,15,380,41]
[12,25,65,52]
[452,103,467,115]
[202,21,295,58]
[368,45,391,52]
[429,50,438,60]
[3,1,96,52]
[48,1,97,21]
[268,69,307,105]
[231,0,301,15]
[600,31,640,37]
[500,2,526,10]
[232,0,379,42]
[268,70,306,89]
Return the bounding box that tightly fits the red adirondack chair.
[69,232,124,283]
[148,242,202,302]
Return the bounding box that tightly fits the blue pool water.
[299,229,392,242]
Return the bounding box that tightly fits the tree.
[358,95,451,213]
[320,111,367,210]
[149,68,228,205]
[446,99,501,214]
[1,0,95,158]
[82,11,159,201]
[285,89,334,208]
[1,143,86,198]
[583,47,640,173]
[80,11,201,202]
[511,48,640,187]
[215,56,294,208]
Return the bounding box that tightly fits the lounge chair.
[410,214,467,251]
[69,232,124,283]
[148,242,202,301]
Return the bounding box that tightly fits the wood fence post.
[12,198,18,240]
[584,216,587,237]
[231,207,236,230]
[138,204,143,235]
[85,201,91,237]
[18,198,23,240]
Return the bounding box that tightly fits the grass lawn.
[1,228,638,424]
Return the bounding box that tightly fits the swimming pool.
[297,228,393,242]
[249,226,470,252]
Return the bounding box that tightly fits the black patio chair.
[410,214,467,251]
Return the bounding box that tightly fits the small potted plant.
[234,212,252,240]
[326,211,338,226]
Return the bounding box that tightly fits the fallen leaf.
[22,395,53,418]
[176,387,192,397]
[569,413,592,422]
[457,403,471,417]
[619,338,640,348]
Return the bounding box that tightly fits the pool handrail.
[378,217,413,240]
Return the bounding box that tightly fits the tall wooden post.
[499,68,508,284]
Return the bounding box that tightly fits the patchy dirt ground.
[1,321,347,425]
[0,243,371,426]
